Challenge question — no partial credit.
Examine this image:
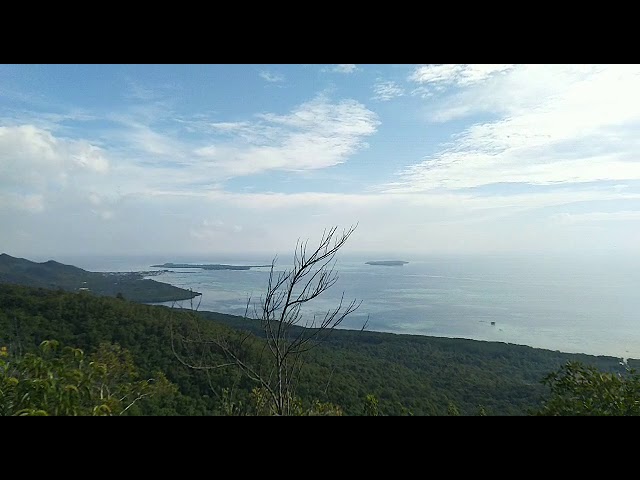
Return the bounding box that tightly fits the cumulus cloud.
[0,125,109,192]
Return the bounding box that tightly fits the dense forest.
[1,283,633,415]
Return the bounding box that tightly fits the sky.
[1,64,639,259]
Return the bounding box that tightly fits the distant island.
[366,260,409,266]
[0,253,200,303]
[151,263,271,271]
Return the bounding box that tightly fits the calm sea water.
[50,253,640,360]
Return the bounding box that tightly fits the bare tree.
[171,225,362,415]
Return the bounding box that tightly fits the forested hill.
[0,253,199,303]
[0,283,629,415]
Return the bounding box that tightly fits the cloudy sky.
[1,64,639,258]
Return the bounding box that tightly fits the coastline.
[170,304,637,362]
[36,254,640,362]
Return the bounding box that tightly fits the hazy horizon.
[8,249,640,270]
[2,64,639,257]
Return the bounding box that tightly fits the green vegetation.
[1,283,632,415]
[0,253,199,303]
[0,340,176,416]
[206,312,628,415]
[536,361,640,415]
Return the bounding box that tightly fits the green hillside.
[0,283,628,415]
[0,253,199,303]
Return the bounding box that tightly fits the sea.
[47,252,640,360]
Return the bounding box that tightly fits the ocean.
[49,252,640,360]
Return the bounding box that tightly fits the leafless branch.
[170,224,362,415]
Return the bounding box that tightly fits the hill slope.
[0,253,199,303]
[0,283,628,415]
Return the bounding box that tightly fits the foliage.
[0,283,631,415]
[447,402,460,416]
[0,283,224,414]
[536,361,640,416]
[0,340,176,416]
[218,386,343,416]
[363,394,380,416]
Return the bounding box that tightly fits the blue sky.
[1,64,639,257]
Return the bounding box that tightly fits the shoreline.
[149,300,635,362]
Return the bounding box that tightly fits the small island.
[365,260,409,266]
[151,263,271,271]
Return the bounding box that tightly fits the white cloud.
[424,64,609,123]
[0,125,109,193]
[333,64,357,74]
[3,65,637,258]
[0,92,378,200]
[410,64,515,87]
[372,80,405,102]
[124,123,182,157]
[46,95,380,196]
[106,106,186,159]
[391,64,640,192]
[194,145,218,157]
[408,64,518,108]
[259,70,285,83]
[193,95,379,176]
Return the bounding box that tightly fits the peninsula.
[151,262,271,271]
[366,260,409,266]
[0,253,200,303]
